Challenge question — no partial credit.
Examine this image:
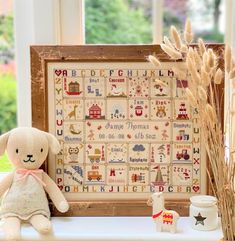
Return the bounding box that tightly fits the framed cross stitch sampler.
[30,44,224,216]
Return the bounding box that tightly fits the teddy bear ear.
[0,131,11,156]
[45,132,61,154]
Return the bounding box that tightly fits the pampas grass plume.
[205,103,216,123]
[161,43,182,59]
[187,54,201,84]
[198,38,206,56]
[198,85,207,101]
[193,49,202,69]
[181,44,188,53]
[188,47,194,59]
[186,56,194,73]
[185,88,197,107]
[148,55,161,68]
[163,36,174,49]
[192,70,201,85]
[203,51,208,66]
[184,18,193,44]
[172,67,186,79]
[170,25,182,50]
[154,78,168,87]
[203,52,211,72]
[207,49,216,68]
[201,67,211,86]
[214,68,223,84]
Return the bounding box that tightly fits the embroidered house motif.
[68,81,80,94]
[64,79,83,96]
[89,104,101,119]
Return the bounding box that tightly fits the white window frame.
[224,0,235,151]
[13,0,85,127]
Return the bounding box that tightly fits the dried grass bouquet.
[148,19,235,241]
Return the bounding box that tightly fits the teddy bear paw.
[58,201,69,213]
[38,222,52,234]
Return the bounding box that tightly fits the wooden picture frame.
[30,44,224,217]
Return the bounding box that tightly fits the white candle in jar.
[189,195,218,231]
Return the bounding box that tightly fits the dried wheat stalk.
[160,43,182,59]
[170,25,182,50]
[148,55,161,68]
[148,19,235,241]
[184,18,193,44]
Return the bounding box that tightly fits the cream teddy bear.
[0,127,69,241]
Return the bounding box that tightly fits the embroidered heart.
[193,186,200,192]
[55,69,62,76]
[58,185,63,191]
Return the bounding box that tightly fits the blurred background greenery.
[0,0,225,172]
[0,74,16,134]
[85,0,224,44]
[0,12,16,172]
[85,0,152,44]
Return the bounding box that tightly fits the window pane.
[85,0,153,44]
[0,0,16,172]
[163,0,225,43]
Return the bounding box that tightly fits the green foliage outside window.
[0,14,16,172]
[0,154,12,172]
[0,15,14,45]
[85,0,152,44]
[0,74,16,172]
[0,74,16,135]
[0,15,14,63]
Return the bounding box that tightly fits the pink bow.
[16,169,46,187]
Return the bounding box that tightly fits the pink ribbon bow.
[16,169,46,187]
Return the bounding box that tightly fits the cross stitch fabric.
[47,62,206,199]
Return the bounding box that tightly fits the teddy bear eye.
[16,149,19,154]
[40,148,43,152]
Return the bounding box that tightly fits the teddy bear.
[0,127,69,241]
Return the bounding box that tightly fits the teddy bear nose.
[27,154,33,158]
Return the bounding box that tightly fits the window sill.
[0,217,222,241]
[0,173,8,180]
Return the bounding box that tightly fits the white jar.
[189,195,218,231]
